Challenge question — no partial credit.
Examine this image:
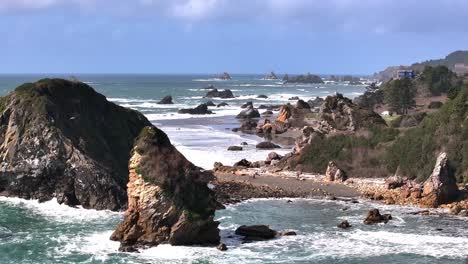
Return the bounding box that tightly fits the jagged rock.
[205,89,234,99]
[325,161,347,182]
[241,101,253,109]
[0,79,151,210]
[294,126,324,153]
[235,225,277,240]
[266,152,283,162]
[363,209,392,224]
[205,101,216,107]
[217,243,228,251]
[276,105,292,123]
[256,141,280,149]
[157,95,173,104]
[296,100,310,109]
[217,72,231,80]
[111,126,220,250]
[228,146,243,151]
[337,220,352,229]
[420,152,459,207]
[217,102,229,107]
[257,95,268,99]
[236,105,260,119]
[256,119,272,134]
[320,93,386,132]
[178,104,213,115]
[263,71,278,80]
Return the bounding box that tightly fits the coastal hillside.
[0,79,151,210]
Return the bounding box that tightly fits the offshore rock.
[0,79,151,210]
[178,104,213,115]
[157,95,173,104]
[205,89,234,99]
[111,126,220,250]
[236,105,260,119]
[235,225,277,240]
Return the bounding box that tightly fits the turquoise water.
[1,74,466,263]
[0,197,467,264]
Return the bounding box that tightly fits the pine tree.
[384,78,416,114]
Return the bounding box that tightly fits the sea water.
[0,74,466,263]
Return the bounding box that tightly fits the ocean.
[0,74,466,264]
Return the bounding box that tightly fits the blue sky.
[0,0,467,74]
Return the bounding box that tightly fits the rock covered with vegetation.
[111,126,220,251]
[0,79,151,210]
[283,73,324,84]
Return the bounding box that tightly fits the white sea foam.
[0,197,121,223]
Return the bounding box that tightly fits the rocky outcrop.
[233,119,258,132]
[363,209,392,224]
[235,225,277,240]
[284,73,323,84]
[263,72,278,80]
[111,126,220,251]
[236,105,260,119]
[256,141,280,149]
[205,89,234,99]
[241,101,253,109]
[157,96,173,104]
[420,152,459,207]
[178,104,213,115]
[296,100,310,109]
[0,79,151,210]
[337,220,352,229]
[325,161,347,182]
[307,97,324,109]
[216,72,232,80]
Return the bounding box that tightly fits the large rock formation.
[420,152,459,207]
[0,79,151,210]
[236,105,260,119]
[284,73,323,84]
[205,89,234,99]
[111,126,220,251]
[157,96,173,104]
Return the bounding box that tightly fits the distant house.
[396,70,414,79]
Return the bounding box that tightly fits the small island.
[283,73,324,84]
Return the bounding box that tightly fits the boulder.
[234,159,252,167]
[385,176,406,190]
[236,119,258,132]
[296,99,310,109]
[217,243,228,251]
[235,225,277,240]
[205,89,235,99]
[337,220,352,229]
[205,101,216,107]
[363,209,392,224]
[256,141,281,149]
[256,119,272,134]
[241,101,253,109]
[236,105,260,119]
[420,152,459,207]
[178,104,213,115]
[217,102,229,107]
[228,146,243,151]
[267,152,283,162]
[157,95,173,104]
[111,126,220,250]
[240,142,248,146]
[307,97,325,108]
[257,95,268,99]
[288,96,300,101]
[325,161,347,182]
[0,79,152,210]
[262,110,273,116]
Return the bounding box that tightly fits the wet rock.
[205,101,216,107]
[363,209,392,224]
[288,96,300,100]
[420,152,459,208]
[217,72,231,80]
[257,94,268,99]
[236,105,260,119]
[178,104,213,115]
[234,159,252,167]
[279,230,297,236]
[157,95,173,104]
[325,161,347,182]
[337,220,352,229]
[217,102,229,107]
[237,119,258,132]
[228,146,243,151]
[205,89,235,99]
[241,101,253,109]
[235,225,277,240]
[240,142,248,146]
[256,141,281,149]
[262,110,273,116]
[217,243,228,251]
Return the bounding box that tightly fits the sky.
[0,0,467,74]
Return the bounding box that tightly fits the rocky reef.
[0,79,151,210]
[111,126,220,251]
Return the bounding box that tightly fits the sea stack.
[111,126,220,251]
[0,79,151,210]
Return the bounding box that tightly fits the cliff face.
[0,79,151,210]
[111,126,220,251]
